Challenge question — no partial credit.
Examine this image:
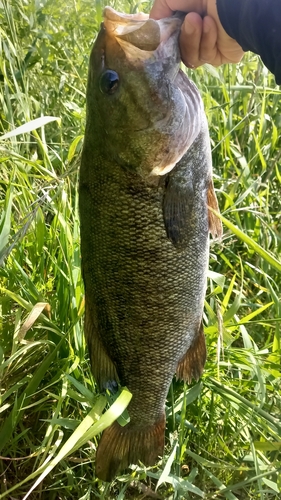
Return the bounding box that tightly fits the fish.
[79,6,222,482]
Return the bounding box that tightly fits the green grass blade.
[0,116,60,140]
[209,207,281,273]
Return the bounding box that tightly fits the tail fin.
[95,415,165,481]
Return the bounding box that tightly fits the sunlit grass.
[0,0,280,498]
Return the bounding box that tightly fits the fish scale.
[79,7,222,482]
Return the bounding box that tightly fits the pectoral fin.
[162,167,194,248]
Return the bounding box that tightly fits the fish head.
[86,7,202,177]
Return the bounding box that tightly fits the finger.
[199,16,221,65]
[150,0,173,19]
[221,43,245,64]
[179,13,203,68]
[200,17,244,65]
[150,1,205,20]
[201,16,244,65]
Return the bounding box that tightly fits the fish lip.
[103,6,149,23]
[103,6,183,55]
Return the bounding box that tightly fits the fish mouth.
[103,6,183,75]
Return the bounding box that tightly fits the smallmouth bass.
[79,7,222,482]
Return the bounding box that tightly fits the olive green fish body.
[79,7,222,481]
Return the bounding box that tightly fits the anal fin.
[176,322,207,383]
[207,180,223,239]
[95,414,165,481]
[85,301,119,391]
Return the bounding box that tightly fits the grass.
[0,0,280,498]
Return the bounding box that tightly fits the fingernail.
[184,19,194,35]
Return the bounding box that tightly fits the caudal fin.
[95,415,165,481]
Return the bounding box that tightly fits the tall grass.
[0,0,280,498]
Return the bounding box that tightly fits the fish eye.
[99,70,119,95]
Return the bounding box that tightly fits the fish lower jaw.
[150,161,177,176]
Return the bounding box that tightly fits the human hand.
[150,0,244,68]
